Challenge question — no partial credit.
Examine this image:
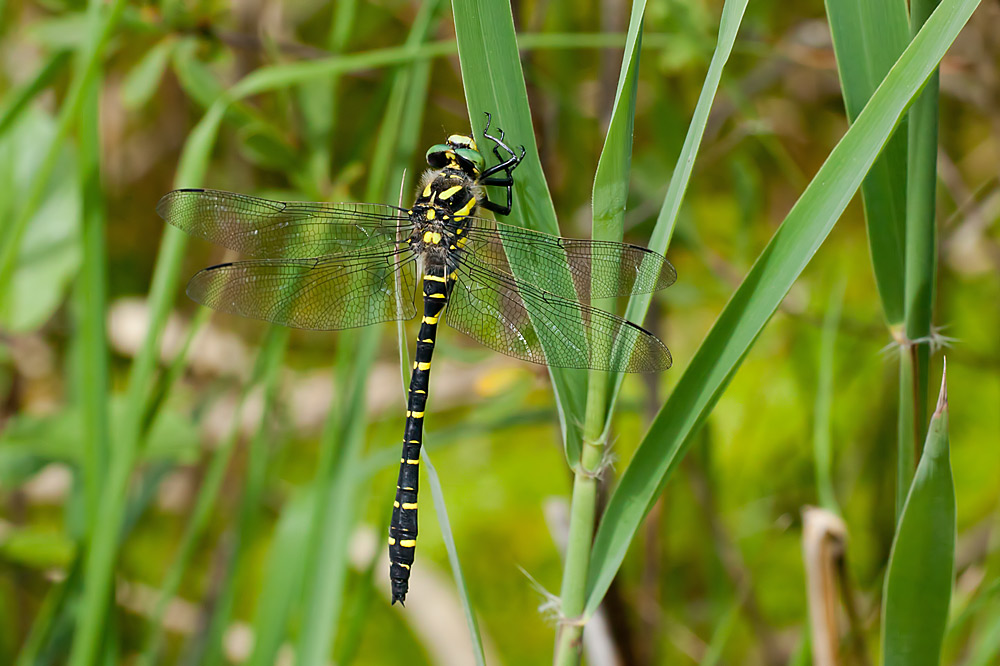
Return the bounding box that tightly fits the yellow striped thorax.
[410,134,483,257]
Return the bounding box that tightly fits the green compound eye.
[455,148,485,172]
[425,144,453,167]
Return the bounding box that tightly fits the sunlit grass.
[0,0,992,664]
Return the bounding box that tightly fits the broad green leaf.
[825,0,909,325]
[452,0,587,463]
[882,365,955,665]
[0,109,81,332]
[585,0,981,616]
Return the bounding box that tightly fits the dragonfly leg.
[479,174,514,215]
[479,119,526,216]
[480,132,523,180]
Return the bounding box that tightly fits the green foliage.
[0,0,992,664]
[0,109,81,331]
[882,370,955,665]
[587,0,979,616]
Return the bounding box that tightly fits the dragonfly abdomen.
[388,262,452,605]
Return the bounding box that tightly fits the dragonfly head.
[426,134,485,178]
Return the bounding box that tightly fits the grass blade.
[824,0,909,326]
[121,37,174,110]
[814,280,845,513]
[293,11,438,660]
[74,76,109,531]
[555,2,646,662]
[246,490,314,666]
[0,50,70,137]
[293,331,378,666]
[198,330,290,666]
[68,20,220,665]
[136,327,289,666]
[0,0,127,320]
[423,451,486,666]
[585,0,981,616]
[452,0,587,464]
[616,0,749,394]
[881,362,954,665]
[901,0,943,474]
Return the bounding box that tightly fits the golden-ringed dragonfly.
[157,114,677,605]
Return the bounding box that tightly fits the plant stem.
[554,370,608,665]
[897,0,941,518]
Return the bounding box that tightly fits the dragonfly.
[157,114,676,605]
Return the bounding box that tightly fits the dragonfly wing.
[188,249,417,330]
[158,189,411,259]
[445,259,671,372]
[459,217,676,301]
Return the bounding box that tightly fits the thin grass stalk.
[334,522,384,666]
[901,0,942,465]
[814,280,845,513]
[294,12,437,661]
[68,56,218,666]
[141,307,211,432]
[554,381,609,665]
[611,0,749,417]
[75,77,110,530]
[15,558,82,665]
[297,0,357,189]
[294,331,378,666]
[197,330,289,666]
[0,50,70,138]
[136,327,288,666]
[423,451,487,665]
[897,0,943,518]
[247,490,314,666]
[896,351,917,514]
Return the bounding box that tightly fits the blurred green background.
[0,0,997,664]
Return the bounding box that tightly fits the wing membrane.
[158,189,411,259]
[459,217,676,301]
[446,259,671,373]
[188,249,417,330]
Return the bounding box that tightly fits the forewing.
[459,217,676,301]
[188,249,417,330]
[158,189,411,258]
[446,259,671,372]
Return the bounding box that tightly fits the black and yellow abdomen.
[388,259,454,604]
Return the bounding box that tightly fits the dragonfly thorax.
[406,167,481,261]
